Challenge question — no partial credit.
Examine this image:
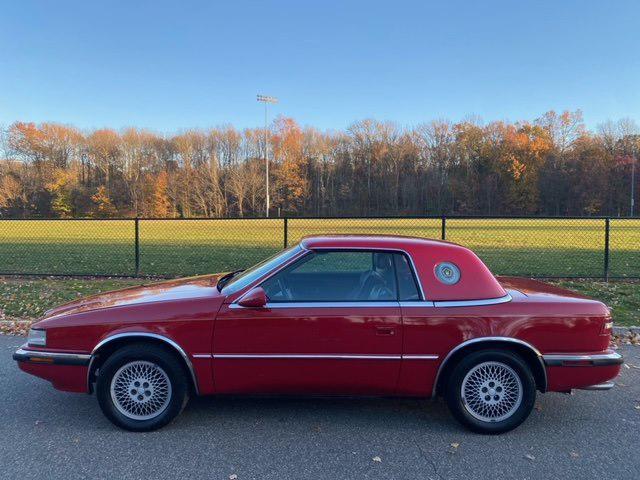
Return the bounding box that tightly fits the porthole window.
[435,262,460,285]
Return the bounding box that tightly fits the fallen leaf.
[229,475,238,480]
[450,442,460,449]
[372,456,382,463]
[634,405,640,410]
[524,453,535,461]
[534,403,543,412]
[570,452,579,459]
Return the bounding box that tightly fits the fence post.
[283,217,288,248]
[603,217,610,282]
[134,217,140,276]
[441,215,446,240]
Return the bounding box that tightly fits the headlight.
[27,328,46,347]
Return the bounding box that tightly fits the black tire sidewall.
[96,344,188,432]
[445,349,536,434]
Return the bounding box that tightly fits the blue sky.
[1,0,639,132]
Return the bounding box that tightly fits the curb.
[613,326,640,336]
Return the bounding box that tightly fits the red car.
[13,235,622,433]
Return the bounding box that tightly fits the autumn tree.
[91,186,117,218]
[272,117,309,213]
[0,111,635,218]
[150,171,172,217]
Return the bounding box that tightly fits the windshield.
[221,244,303,295]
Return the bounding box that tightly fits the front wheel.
[96,343,189,431]
[444,350,536,434]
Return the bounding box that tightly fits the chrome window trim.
[231,295,512,311]
[431,336,546,398]
[234,244,513,308]
[400,301,436,308]
[200,353,439,360]
[542,352,623,367]
[230,301,400,309]
[432,294,513,308]
[89,332,200,395]
[346,296,512,309]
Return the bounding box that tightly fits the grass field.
[0,218,638,278]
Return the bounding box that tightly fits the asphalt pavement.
[1,334,638,480]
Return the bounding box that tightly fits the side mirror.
[238,287,268,308]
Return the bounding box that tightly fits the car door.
[212,250,404,395]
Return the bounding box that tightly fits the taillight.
[602,319,613,334]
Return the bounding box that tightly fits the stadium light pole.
[631,151,636,217]
[257,94,278,217]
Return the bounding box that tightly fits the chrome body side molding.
[197,353,440,361]
[90,332,200,395]
[402,354,439,360]
[431,336,546,398]
[212,353,402,360]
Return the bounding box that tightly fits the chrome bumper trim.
[579,382,615,391]
[542,352,623,367]
[13,346,91,366]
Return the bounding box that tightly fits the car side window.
[394,254,421,301]
[261,250,400,302]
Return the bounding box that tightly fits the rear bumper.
[579,382,615,391]
[542,351,623,367]
[13,345,91,393]
[542,350,623,392]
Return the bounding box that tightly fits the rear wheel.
[444,350,536,434]
[96,343,189,431]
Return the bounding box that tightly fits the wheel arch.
[88,332,199,395]
[432,337,547,397]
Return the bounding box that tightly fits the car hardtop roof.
[298,234,507,301]
[299,234,466,251]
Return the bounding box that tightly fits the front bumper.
[13,346,91,366]
[13,345,92,393]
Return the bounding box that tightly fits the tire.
[444,349,536,434]
[96,343,189,431]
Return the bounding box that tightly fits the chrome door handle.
[375,327,395,336]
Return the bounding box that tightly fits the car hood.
[42,274,226,320]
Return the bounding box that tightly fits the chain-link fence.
[0,216,637,278]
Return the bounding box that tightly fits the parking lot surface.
[1,334,638,480]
